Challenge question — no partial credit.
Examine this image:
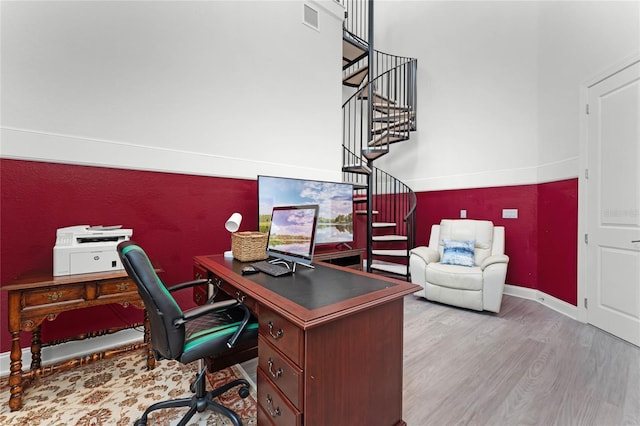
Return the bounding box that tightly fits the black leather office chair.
[117,241,258,426]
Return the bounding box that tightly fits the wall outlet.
[460,209,467,218]
[502,209,518,219]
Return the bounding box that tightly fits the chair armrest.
[166,278,210,293]
[410,246,440,265]
[168,278,219,304]
[480,254,509,270]
[225,303,252,349]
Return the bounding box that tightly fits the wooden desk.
[2,268,157,411]
[313,247,364,270]
[194,254,420,426]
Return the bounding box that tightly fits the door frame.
[577,52,640,324]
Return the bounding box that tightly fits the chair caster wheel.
[238,386,250,398]
[134,419,146,426]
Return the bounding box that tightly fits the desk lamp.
[223,212,242,258]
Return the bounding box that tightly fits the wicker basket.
[231,231,268,262]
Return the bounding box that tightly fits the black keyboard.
[251,260,292,277]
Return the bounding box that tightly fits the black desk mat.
[232,261,392,311]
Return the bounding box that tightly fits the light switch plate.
[460,210,467,218]
[502,209,518,219]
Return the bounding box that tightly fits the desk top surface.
[194,254,420,328]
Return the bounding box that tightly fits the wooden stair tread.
[351,183,368,190]
[343,65,368,87]
[370,261,409,276]
[372,222,396,228]
[361,147,389,160]
[369,131,407,147]
[372,235,408,241]
[372,102,411,113]
[343,30,368,54]
[358,87,397,105]
[372,110,416,122]
[343,38,367,69]
[372,249,408,257]
[342,163,371,175]
[343,40,367,59]
[371,118,413,134]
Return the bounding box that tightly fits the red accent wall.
[0,159,579,353]
[537,179,578,305]
[414,179,578,304]
[0,159,258,353]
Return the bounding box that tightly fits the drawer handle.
[268,358,283,379]
[266,394,281,417]
[116,282,130,291]
[47,291,63,301]
[267,321,283,340]
[235,291,246,302]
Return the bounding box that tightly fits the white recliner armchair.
[409,219,509,313]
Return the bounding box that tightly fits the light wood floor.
[242,294,640,425]
[403,294,640,426]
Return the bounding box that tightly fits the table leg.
[8,331,23,411]
[143,310,155,370]
[30,325,42,373]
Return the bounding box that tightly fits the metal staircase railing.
[340,0,418,279]
[342,57,417,161]
[342,0,370,43]
[370,167,417,265]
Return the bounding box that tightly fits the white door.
[586,60,640,347]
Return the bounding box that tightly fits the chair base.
[135,367,251,426]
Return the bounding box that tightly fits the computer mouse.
[241,266,258,275]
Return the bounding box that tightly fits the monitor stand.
[268,258,315,273]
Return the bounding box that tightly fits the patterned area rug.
[0,349,256,425]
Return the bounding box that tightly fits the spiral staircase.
[340,0,418,280]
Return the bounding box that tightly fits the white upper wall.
[1,0,345,182]
[373,0,639,191]
[537,1,640,178]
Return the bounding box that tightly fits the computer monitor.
[266,204,319,270]
[258,175,354,247]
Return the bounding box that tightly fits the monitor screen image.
[266,205,319,266]
[258,175,354,246]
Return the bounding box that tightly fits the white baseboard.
[504,284,578,320]
[0,328,144,378]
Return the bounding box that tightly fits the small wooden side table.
[2,268,158,411]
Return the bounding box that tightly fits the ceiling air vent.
[303,3,319,31]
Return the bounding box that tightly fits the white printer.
[53,225,133,276]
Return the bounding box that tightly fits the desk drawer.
[257,368,302,426]
[98,279,136,296]
[259,306,303,367]
[257,405,276,426]
[258,336,302,409]
[23,285,85,307]
[210,274,258,313]
[193,284,207,305]
[193,265,209,305]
